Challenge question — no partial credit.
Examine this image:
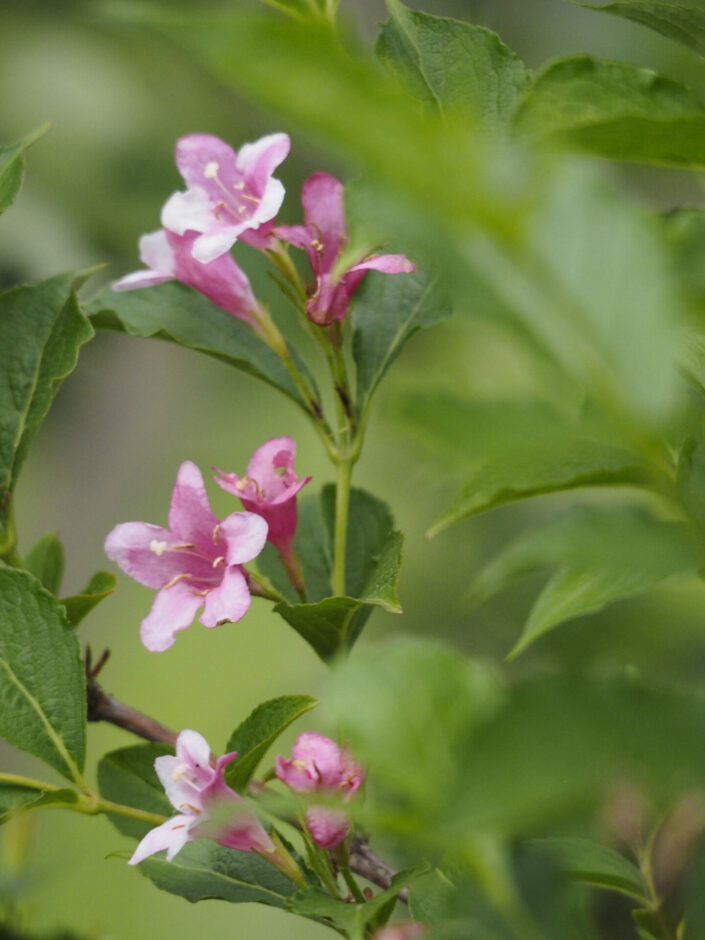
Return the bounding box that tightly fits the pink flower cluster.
[114,132,414,326]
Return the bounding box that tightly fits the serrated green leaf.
[97,743,173,839]
[377,0,530,129]
[85,281,318,413]
[23,533,65,594]
[568,1,705,59]
[275,596,371,663]
[352,271,450,418]
[61,570,116,627]
[0,568,86,782]
[0,274,94,543]
[0,125,48,216]
[224,695,318,794]
[472,507,700,658]
[528,837,649,902]
[513,56,705,169]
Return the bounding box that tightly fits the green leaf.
[274,596,371,664]
[512,56,705,169]
[569,1,705,59]
[0,274,94,543]
[472,507,700,658]
[97,743,173,839]
[662,208,705,311]
[138,838,300,908]
[23,533,65,594]
[408,868,459,925]
[352,270,450,418]
[224,695,318,794]
[61,570,116,627]
[0,781,45,818]
[0,568,86,782]
[528,837,649,902]
[377,0,530,129]
[86,282,317,412]
[0,125,48,216]
[684,843,705,939]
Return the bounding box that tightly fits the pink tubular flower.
[276,172,415,325]
[104,461,268,652]
[112,229,263,330]
[129,729,275,865]
[372,925,428,940]
[276,732,364,850]
[161,132,290,263]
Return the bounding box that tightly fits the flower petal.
[155,754,204,812]
[200,565,251,628]
[112,270,172,291]
[218,511,269,566]
[236,132,290,192]
[139,229,176,275]
[191,229,240,264]
[104,522,185,589]
[300,172,346,274]
[348,253,416,276]
[176,729,213,780]
[140,580,204,652]
[174,133,238,191]
[128,815,193,865]
[161,187,213,236]
[167,461,219,552]
[305,805,349,850]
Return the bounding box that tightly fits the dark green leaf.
[138,838,300,908]
[0,125,48,216]
[352,270,450,418]
[513,56,705,169]
[86,281,317,412]
[684,842,705,938]
[61,570,116,627]
[408,868,458,925]
[98,743,173,839]
[0,274,94,543]
[23,533,65,594]
[474,507,700,658]
[377,0,530,129]
[274,596,370,663]
[528,837,649,902]
[569,1,705,59]
[0,568,86,782]
[224,695,318,793]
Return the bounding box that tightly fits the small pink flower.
[104,461,268,652]
[214,437,311,565]
[162,132,290,263]
[129,729,275,865]
[276,172,415,325]
[113,229,262,330]
[372,925,427,940]
[276,732,364,850]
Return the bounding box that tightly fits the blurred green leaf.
[86,282,317,412]
[0,569,86,782]
[224,695,318,794]
[0,125,48,216]
[472,507,699,658]
[23,533,65,595]
[513,56,705,169]
[0,781,45,819]
[61,571,116,627]
[662,208,705,313]
[0,275,94,545]
[377,0,530,129]
[568,1,705,59]
[684,842,705,938]
[97,743,173,839]
[528,837,649,902]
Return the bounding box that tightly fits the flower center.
[203,162,261,223]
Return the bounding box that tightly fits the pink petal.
[139,230,176,275]
[292,732,348,788]
[236,132,290,192]
[155,754,205,813]
[246,436,297,497]
[200,565,251,628]
[218,511,269,566]
[176,730,214,781]
[300,172,346,273]
[275,754,318,794]
[174,133,239,192]
[140,580,204,652]
[305,805,349,850]
[273,224,311,253]
[347,253,416,276]
[161,187,213,237]
[112,270,172,291]
[104,522,186,589]
[191,228,240,265]
[128,815,193,865]
[167,461,219,553]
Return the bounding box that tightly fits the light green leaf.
[0,568,86,782]
[528,837,649,902]
[568,1,705,59]
[377,0,530,129]
[472,507,700,658]
[224,695,318,793]
[0,274,94,544]
[513,56,705,169]
[23,533,65,594]
[86,282,319,414]
[0,125,48,216]
[97,743,173,839]
[0,780,46,818]
[61,570,116,627]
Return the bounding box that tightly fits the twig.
[349,836,409,903]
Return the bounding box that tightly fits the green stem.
[0,771,58,792]
[333,458,352,597]
[265,829,308,889]
[89,797,167,827]
[341,863,366,903]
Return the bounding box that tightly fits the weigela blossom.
[129,729,275,865]
[214,437,311,565]
[276,732,364,850]
[113,229,263,330]
[104,461,268,652]
[162,132,290,263]
[276,171,415,325]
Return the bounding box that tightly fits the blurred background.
[2,0,705,936]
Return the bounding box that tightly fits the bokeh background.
[2,0,705,936]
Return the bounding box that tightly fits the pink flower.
[214,437,311,564]
[372,925,427,940]
[113,229,262,330]
[129,729,275,865]
[162,132,290,263]
[104,461,268,652]
[276,172,415,325]
[276,732,364,850]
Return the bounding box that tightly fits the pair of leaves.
[263,486,403,662]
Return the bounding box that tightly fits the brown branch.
[349,836,409,903]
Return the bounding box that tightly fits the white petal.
[161,187,212,236]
